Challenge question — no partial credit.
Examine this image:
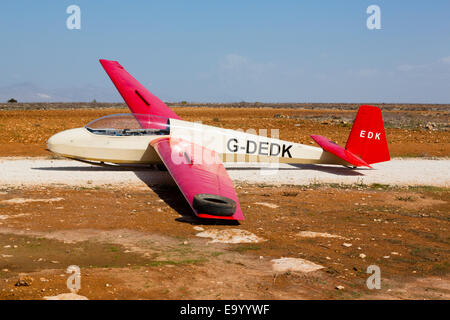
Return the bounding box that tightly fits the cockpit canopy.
[85,113,170,136]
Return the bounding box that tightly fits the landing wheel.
[193,194,236,216]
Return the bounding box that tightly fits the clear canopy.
[85,113,170,136]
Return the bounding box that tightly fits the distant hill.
[0,82,122,103]
[1,101,449,111]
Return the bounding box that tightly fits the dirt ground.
[0,183,448,300]
[0,104,448,300]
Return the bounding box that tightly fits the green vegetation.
[339,122,352,128]
[395,196,414,202]
[306,182,447,193]
[148,258,207,267]
[369,183,391,190]
[229,244,261,253]
[282,191,298,197]
[211,251,225,257]
[409,246,438,261]
[431,262,450,276]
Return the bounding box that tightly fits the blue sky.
[0,0,449,103]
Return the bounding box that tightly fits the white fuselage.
[47,118,348,166]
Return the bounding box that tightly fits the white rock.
[254,202,279,209]
[196,228,265,244]
[359,253,366,259]
[193,226,204,231]
[342,243,352,247]
[1,197,64,204]
[271,257,324,273]
[298,231,346,239]
[44,293,88,300]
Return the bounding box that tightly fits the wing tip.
[197,213,244,221]
[99,59,123,69]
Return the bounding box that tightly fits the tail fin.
[345,105,390,165]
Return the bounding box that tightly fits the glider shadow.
[33,166,142,172]
[226,163,366,176]
[33,165,239,225]
[133,170,240,226]
[33,162,363,224]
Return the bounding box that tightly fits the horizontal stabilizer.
[310,135,372,168]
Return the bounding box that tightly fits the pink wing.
[99,59,181,120]
[310,135,372,168]
[151,137,244,221]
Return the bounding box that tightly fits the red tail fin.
[345,105,390,165]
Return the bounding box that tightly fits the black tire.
[193,194,236,216]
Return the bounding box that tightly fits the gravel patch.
[271,257,324,273]
[0,158,448,187]
[297,231,347,239]
[196,229,265,244]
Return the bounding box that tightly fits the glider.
[47,59,390,221]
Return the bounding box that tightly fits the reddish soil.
[0,105,448,300]
[0,106,448,158]
[0,184,448,300]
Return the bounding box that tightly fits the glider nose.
[47,130,70,152]
[47,128,86,155]
[47,131,65,150]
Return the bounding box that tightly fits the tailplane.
[310,105,390,168]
